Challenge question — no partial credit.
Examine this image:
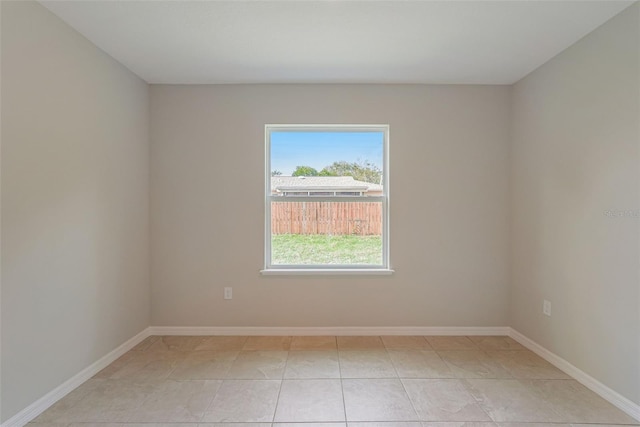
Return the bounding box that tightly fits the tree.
[319,160,382,184]
[271,170,283,176]
[292,166,319,176]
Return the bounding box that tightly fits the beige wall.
[150,84,511,328]
[1,1,150,421]
[510,4,640,405]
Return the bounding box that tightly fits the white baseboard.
[148,325,511,336]
[1,327,152,427]
[509,327,640,422]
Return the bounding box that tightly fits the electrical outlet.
[224,287,232,300]
[543,300,551,316]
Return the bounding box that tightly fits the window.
[263,124,390,274]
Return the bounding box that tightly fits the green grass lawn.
[271,234,382,265]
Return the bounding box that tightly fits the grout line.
[270,350,289,423]
[338,376,348,423]
[337,342,349,423]
[386,342,421,422]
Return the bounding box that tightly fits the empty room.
[1,0,639,426]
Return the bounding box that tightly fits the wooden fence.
[271,201,382,235]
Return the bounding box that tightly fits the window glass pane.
[271,200,383,265]
[270,131,384,196]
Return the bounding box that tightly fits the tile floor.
[30,335,639,427]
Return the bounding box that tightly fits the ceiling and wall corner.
[39,0,634,85]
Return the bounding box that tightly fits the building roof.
[271,176,382,192]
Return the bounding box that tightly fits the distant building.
[271,176,383,197]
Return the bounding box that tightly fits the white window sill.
[260,268,395,276]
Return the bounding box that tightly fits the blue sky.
[270,131,383,176]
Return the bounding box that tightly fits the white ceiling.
[40,1,634,85]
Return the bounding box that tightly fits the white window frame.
[262,124,392,275]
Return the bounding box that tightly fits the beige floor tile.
[498,424,571,427]
[403,379,491,422]
[387,350,452,378]
[202,379,281,422]
[571,424,639,427]
[381,336,433,350]
[27,424,70,427]
[131,336,161,352]
[33,380,105,423]
[468,337,525,351]
[169,351,238,380]
[129,379,221,422]
[463,379,562,422]
[195,336,248,351]
[244,336,293,350]
[438,351,512,379]
[339,350,397,378]
[338,336,385,350]
[343,378,418,421]
[274,424,346,427]
[484,351,570,380]
[45,380,155,422]
[225,350,288,379]
[425,337,478,351]
[87,381,156,422]
[199,424,271,427]
[148,336,206,352]
[200,424,271,427]
[67,424,186,427]
[106,351,185,381]
[290,336,338,350]
[422,423,497,427]
[529,380,639,424]
[93,352,139,379]
[284,350,340,379]
[350,423,422,427]
[274,379,346,422]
